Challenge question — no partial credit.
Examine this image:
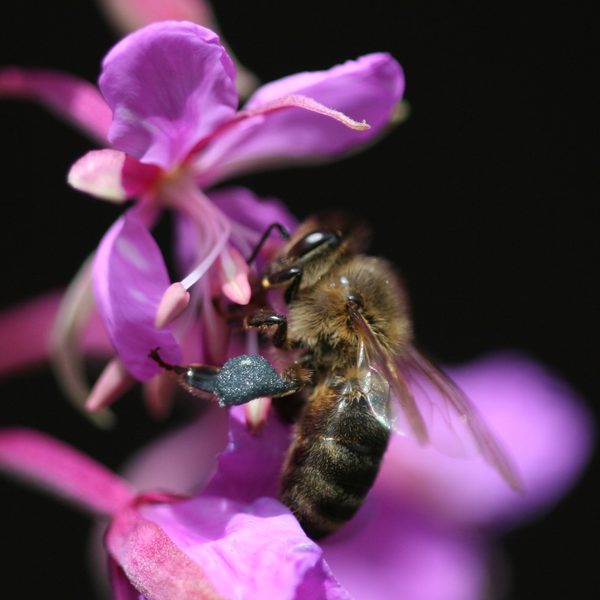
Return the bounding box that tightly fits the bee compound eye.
[288,230,340,259]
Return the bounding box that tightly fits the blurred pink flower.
[0,353,593,599]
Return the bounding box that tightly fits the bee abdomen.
[280,428,390,539]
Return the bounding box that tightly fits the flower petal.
[0,291,62,377]
[0,68,111,144]
[196,53,404,184]
[0,428,134,515]
[377,353,595,529]
[96,0,259,98]
[106,502,221,599]
[210,186,298,241]
[0,291,112,376]
[142,495,350,599]
[323,496,487,600]
[123,405,228,494]
[100,21,237,170]
[204,406,290,503]
[68,149,160,201]
[68,149,126,201]
[93,209,182,380]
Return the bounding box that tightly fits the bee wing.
[397,346,524,492]
[349,306,522,492]
[349,306,429,445]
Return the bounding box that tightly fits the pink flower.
[0,21,404,417]
[0,353,593,599]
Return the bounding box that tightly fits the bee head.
[264,213,371,293]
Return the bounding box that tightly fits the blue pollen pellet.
[213,354,292,406]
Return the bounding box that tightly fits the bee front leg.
[266,266,303,303]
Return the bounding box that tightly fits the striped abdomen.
[279,383,390,539]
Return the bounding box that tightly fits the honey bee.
[152,213,522,539]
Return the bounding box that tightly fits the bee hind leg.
[149,348,221,398]
[150,348,312,411]
[211,355,309,407]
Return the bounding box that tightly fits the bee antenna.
[246,222,290,265]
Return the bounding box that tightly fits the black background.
[0,1,597,598]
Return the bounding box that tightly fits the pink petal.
[93,209,182,381]
[246,52,402,109]
[189,92,370,159]
[0,291,62,377]
[0,68,111,144]
[142,496,350,599]
[97,0,258,99]
[210,186,298,241]
[196,53,404,184]
[0,428,134,515]
[68,149,128,201]
[106,502,221,599]
[0,285,114,425]
[122,405,228,494]
[204,406,290,503]
[377,353,595,529]
[100,21,237,170]
[68,149,160,201]
[322,496,487,600]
